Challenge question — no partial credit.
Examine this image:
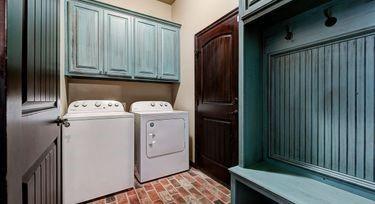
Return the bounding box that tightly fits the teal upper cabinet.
[134,18,158,79]
[66,0,181,82]
[104,10,133,77]
[68,1,103,74]
[158,25,180,80]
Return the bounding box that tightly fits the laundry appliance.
[130,101,189,183]
[62,100,134,204]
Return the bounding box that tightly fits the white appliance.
[62,100,134,204]
[130,101,189,183]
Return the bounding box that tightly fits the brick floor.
[86,168,231,204]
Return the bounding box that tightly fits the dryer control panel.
[67,100,125,113]
[130,101,173,112]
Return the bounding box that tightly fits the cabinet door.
[158,25,180,81]
[104,10,133,77]
[68,1,103,75]
[134,18,158,79]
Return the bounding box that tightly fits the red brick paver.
[86,168,230,204]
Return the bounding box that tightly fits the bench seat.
[229,163,374,204]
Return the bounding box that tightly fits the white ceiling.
[157,0,176,5]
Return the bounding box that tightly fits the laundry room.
[3,0,375,204]
[58,0,238,203]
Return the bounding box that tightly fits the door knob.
[55,116,70,128]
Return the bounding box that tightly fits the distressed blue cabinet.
[68,1,103,75]
[134,18,158,79]
[158,24,180,80]
[66,0,181,83]
[104,10,133,77]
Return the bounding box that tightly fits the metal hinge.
[195,50,201,59]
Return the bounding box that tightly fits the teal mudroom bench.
[230,163,374,203]
[234,0,375,203]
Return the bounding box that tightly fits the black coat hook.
[324,8,337,27]
[285,26,293,40]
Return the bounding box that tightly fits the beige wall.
[60,0,173,115]
[67,79,174,111]
[95,0,172,20]
[171,0,238,161]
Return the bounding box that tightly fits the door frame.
[0,0,6,202]
[194,8,239,180]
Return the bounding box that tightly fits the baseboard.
[189,161,197,168]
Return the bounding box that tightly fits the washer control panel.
[130,101,173,112]
[68,100,124,113]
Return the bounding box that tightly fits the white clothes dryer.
[130,101,189,183]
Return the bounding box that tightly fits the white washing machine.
[62,100,134,204]
[130,101,189,183]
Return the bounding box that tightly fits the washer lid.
[63,112,133,120]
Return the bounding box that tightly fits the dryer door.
[146,119,185,158]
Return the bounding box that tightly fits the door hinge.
[195,50,201,59]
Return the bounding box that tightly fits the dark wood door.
[195,9,239,185]
[7,0,61,203]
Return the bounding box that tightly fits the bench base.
[229,163,374,204]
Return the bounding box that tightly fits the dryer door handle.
[148,133,156,138]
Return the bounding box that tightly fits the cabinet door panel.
[68,2,103,74]
[134,18,158,79]
[158,25,179,81]
[104,10,133,77]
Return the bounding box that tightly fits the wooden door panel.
[134,18,158,79]
[69,1,102,74]
[158,25,179,80]
[23,0,59,114]
[104,10,133,77]
[23,144,57,204]
[202,35,233,104]
[202,117,235,167]
[195,9,239,185]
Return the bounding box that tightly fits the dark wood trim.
[195,8,238,37]
[194,8,239,167]
[194,8,239,185]
[189,160,197,169]
[0,0,6,203]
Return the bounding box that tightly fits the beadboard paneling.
[269,32,375,186]
[23,0,59,113]
[22,144,57,204]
